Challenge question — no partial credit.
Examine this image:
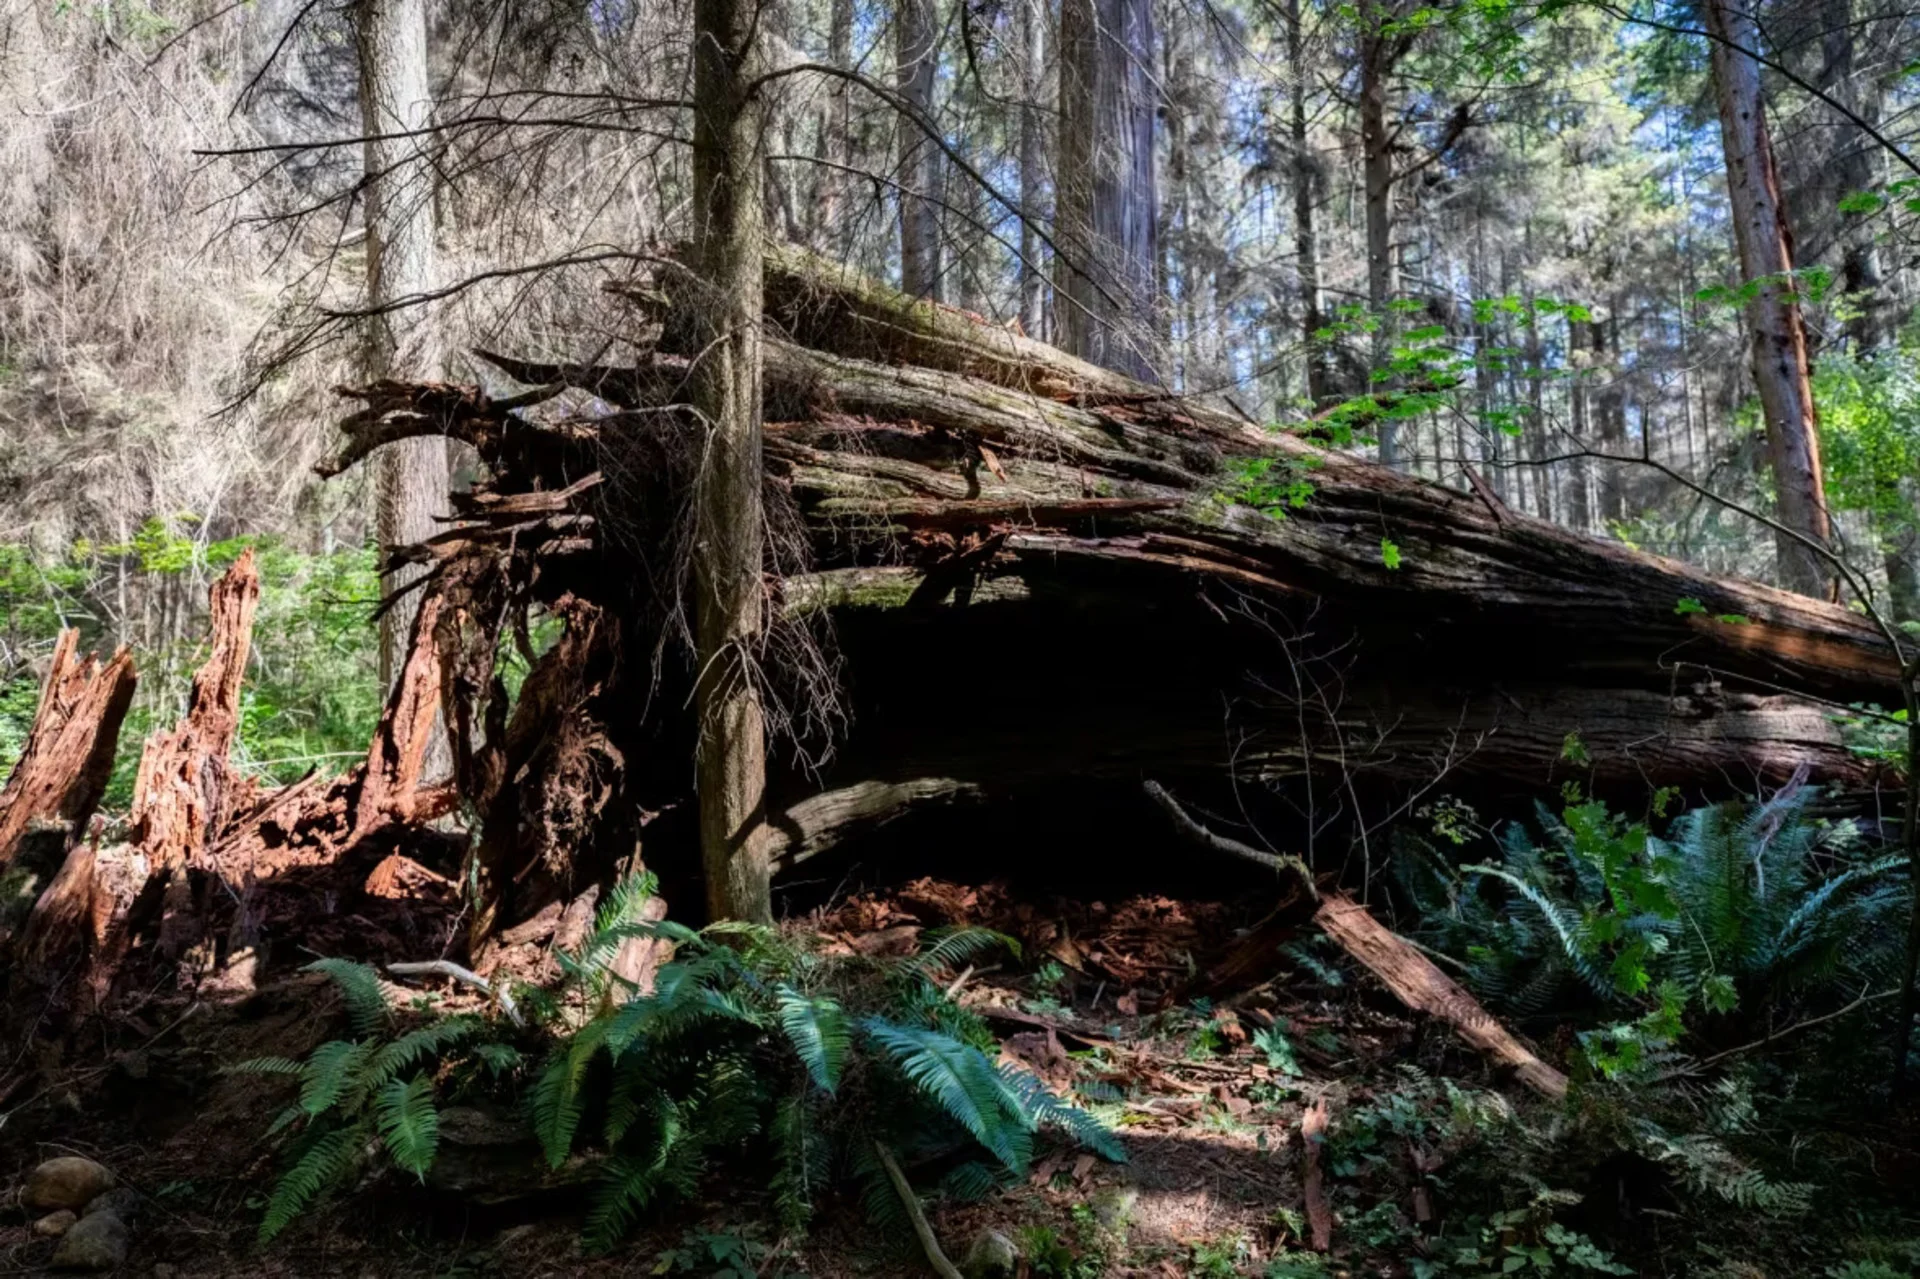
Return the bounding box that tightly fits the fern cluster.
[1394,786,1907,1076]
[529,895,1121,1252]
[228,958,524,1242]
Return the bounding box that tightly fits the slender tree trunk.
[1360,24,1399,465]
[357,0,449,755]
[691,0,772,923]
[1703,0,1836,597]
[1288,0,1330,406]
[1820,0,1889,353]
[1017,0,1047,338]
[822,0,853,253]
[1055,0,1157,378]
[896,0,941,300]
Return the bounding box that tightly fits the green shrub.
[529,894,1121,1251]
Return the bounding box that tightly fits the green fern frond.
[939,1160,1008,1202]
[226,1056,305,1076]
[258,1124,363,1243]
[861,1017,1030,1173]
[531,1045,592,1168]
[304,958,390,1036]
[998,1062,1125,1163]
[471,1042,525,1077]
[909,926,1022,976]
[367,1015,480,1088]
[1462,864,1612,996]
[776,984,851,1093]
[298,1040,373,1116]
[771,1092,827,1232]
[373,1075,440,1179]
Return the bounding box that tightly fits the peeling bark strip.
[0,631,136,871]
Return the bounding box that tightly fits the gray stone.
[961,1228,1017,1279]
[23,1157,116,1211]
[50,1209,129,1271]
[32,1209,77,1238]
[84,1188,143,1222]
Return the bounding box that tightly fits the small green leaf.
[1380,537,1402,570]
[1560,732,1590,766]
[1674,597,1708,616]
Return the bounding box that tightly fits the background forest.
[4,0,1920,1276]
[5,0,1920,778]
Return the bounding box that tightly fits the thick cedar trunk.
[358,0,452,763]
[1702,0,1835,598]
[821,0,853,252]
[691,0,773,923]
[1055,0,1157,379]
[0,632,135,872]
[896,0,941,300]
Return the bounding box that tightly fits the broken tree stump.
[0,631,136,872]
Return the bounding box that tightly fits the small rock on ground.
[84,1187,143,1222]
[32,1210,78,1238]
[961,1227,1017,1279]
[23,1157,116,1212]
[50,1209,129,1272]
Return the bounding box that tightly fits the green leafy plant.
[1439,1191,1634,1276]
[528,896,1120,1252]
[1395,786,1906,1077]
[228,958,523,1242]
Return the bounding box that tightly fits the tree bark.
[822,0,853,253]
[358,0,451,758]
[691,0,774,923]
[896,0,942,301]
[1360,19,1399,466]
[1055,0,1157,378]
[0,633,135,873]
[1288,0,1330,406]
[1017,0,1047,339]
[1703,0,1836,598]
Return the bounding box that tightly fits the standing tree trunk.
[1360,21,1399,466]
[357,0,450,761]
[1017,0,1047,338]
[1703,0,1836,598]
[1055,0,1157,378]
[821,0,853,253]
[1288,0,1330,406]
[692,0,773,923]
[896,0,942,300]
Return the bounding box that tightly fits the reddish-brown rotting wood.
[1301,1097,1334,1252]
[0,631,136,871]
[1312,892,1569,1100]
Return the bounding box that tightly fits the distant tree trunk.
[896,0,941,300]
[1017,0,1047,338]
[1359,17,1407,466]
[1594,301,1627,527]
[1287,0,1330,406]
[1703,0,1836,598]
[691,0,772,923]
[822,0,853,252]
[1055,0,1157,378]
[356,0,449,760]
[1820,0,1889,353]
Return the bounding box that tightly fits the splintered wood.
[0,630,136,870]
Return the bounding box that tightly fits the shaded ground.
[0,876,1763,1277]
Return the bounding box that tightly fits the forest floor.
[0,875,1905,1279]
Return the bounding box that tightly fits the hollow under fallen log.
[314,251,1905,937]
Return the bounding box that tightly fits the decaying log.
[765,778,984,873]
[1146,779,1570,1099]
[0,631,136,871]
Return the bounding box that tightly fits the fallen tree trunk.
[317,251,1901,940]
[0,632,136,872]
